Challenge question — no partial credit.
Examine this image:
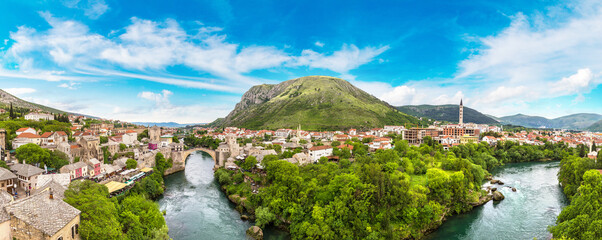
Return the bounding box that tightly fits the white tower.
[459,99,464,125]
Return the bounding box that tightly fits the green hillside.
[0,89,66,114]
[500,113,602,130]
[395,104,499,124]
[221,76,422,130]
[586,120,602,132]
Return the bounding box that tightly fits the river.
[425,161,568,240]
[158,151,289,240]
[159,152,567,240]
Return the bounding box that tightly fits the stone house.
[2,189,80,240]
[0,168,17,193]
[10,163,44,190]
[12,132,42,149]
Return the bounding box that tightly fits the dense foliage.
[550,167,602,239]
[215,137,572,239]
[184,135,221,149]
[549,152,602,239]
[15,143,70,169]
[64,153,172,240]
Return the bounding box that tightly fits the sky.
[1,0,602,123]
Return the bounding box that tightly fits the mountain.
[221,76,421,130]
[0,89,66,114]
[586,120,602,132]
[132,122,203,128]
[395,104,499,124]
[499,113,602,130]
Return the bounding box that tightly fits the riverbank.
[424,161,568,240]
[158,151,289,240]
[215,160,567,240]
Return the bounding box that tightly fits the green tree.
[172,136,180,143]
[241,156,257,171]
[64,180,124,240]
[100,136,108,144]
[255,206,276,228]
[550,170,602,239]
[126,158,137,169]
[119,195,167,239]
[331,141,341,148]
[120,143,127,151]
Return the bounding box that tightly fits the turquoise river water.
[159,151,567,240]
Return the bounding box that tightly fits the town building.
[149,125,161,142]
[24,112,54,121]
[60,162,89,180]
[308,145,333,162]
[1,189,80,240]
[0,168,17,194]
[10,163,44,190]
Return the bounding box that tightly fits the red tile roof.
[16,132,41,139]
[309,145,332,151]
[16,127,32,132]
[40,132,53,138]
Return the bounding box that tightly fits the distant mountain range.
[498,113,602,130]
[131,122,204,128]
[396,104,499,124]
[220,76,422,130]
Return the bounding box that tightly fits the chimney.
[49,188,53,200]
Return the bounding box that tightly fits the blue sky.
[1,0,601,123]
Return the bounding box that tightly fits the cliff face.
[220,76,421,130]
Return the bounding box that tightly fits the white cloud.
[380,85,417,105]
[314,41,324,47]
[138,90,172,105]
[482,86,527,104]
[550,68,596,95]
[62,0,109,19]
[4,88,37,95]
[294,44,390,74]
[2,15,386,91]
[126,89,229,123]
[58,82,79,89]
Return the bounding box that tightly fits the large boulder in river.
[490,179,500,184]
[493,191,505,201]
[247,226,264,240]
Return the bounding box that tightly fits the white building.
[308,145,333,162]
[24,112,54,121]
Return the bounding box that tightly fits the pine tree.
[9,103,13,119]
[592,142,597,152]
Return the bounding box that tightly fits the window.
[57,237,63,240]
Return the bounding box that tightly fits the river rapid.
[425,161,568,240]
[160,151,567,240]
[158,151,288,240]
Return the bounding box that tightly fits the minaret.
[459,99,464,125]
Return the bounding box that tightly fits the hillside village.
[0,108,187,239]
[194,100,601,171]
[0,100,600,239]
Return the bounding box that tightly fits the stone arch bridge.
[164,147,218,175]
